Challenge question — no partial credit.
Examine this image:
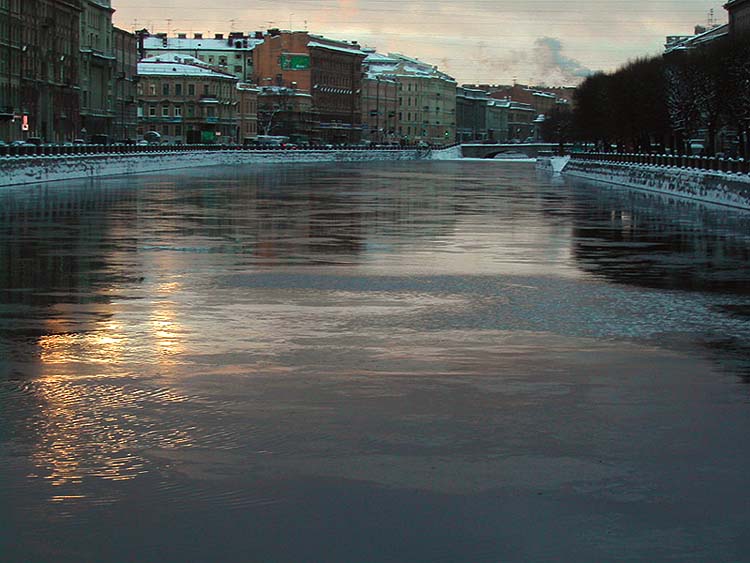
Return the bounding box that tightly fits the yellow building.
[365,52,456,146]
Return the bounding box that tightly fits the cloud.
[533,37,594,85]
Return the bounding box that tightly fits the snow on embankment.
[0,149,425,187]
[536,156,570,173]
[428,145,462,160]
[563,158,750,210]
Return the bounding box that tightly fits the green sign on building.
[280,53,310,70]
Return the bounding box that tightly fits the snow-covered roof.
[138,54,238,78]
[363,51,455,83]
[143,36,262,52]
[664,23,729,53]
[307,41,367,56]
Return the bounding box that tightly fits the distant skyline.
[113,0,726,85]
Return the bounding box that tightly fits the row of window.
[140,82,234,99]
[139,104,225,118]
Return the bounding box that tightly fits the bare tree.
[257,88,292,136]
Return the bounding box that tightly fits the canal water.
[2,161,750,562]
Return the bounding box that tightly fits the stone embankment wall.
[563,158,750,210]
[0,149,427,188]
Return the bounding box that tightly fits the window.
[175,83,182,96]
[174,106,182,117]
[175,125,182,136]
[149,83,156,95]
[149,105,156,117]
[234,66,242,73]
[163,125,170,135]
[203,84,209,96]
[187,105,195,117]
[137,105,144,117]
[188,84,195,96]
[162,83,169,96]
[162,106,170,117]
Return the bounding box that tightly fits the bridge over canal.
[461,143,563,159]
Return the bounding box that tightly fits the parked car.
[26,137,43,146]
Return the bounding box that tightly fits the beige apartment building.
[137,54,239,144]
[361,52,398,144]
[237,82,259,142]
[365,52,456,145]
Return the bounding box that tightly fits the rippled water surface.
[2,161,750,562]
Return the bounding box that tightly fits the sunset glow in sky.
[113,0,726,85]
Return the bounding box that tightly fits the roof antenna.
[708,8,716,28]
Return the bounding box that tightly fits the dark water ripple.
[2,162,750,562]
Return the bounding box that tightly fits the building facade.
[486,100,509,142]
[236,82,258,141]
[256,86,313,141]
[364,52,455,145]
[1,0,82,142]
[113,27,137,141]
[393,54,456,145]
[140,32,262,82]
[456,87,489,142]
[137,54,239,144]
[507,100,536,141]
[361,73,398,144]
[725,0,750,35]
[253,30,366,143]
[79,0,115,138]
[361,52,399,144]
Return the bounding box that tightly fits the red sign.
[21,115,29,131]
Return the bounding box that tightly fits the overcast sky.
[113,0,725,85]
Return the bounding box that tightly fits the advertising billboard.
[280,54,310,70]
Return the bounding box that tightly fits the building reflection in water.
[568,179,750,294]
[566,178,750,383]
[0,164,469,497]
[4,162,750,508]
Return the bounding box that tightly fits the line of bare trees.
[562,32,750,157]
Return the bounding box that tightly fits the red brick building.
[253,30,366,143]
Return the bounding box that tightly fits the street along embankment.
[561,156,750,211]
[0,148,430,188]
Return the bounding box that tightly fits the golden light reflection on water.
[26,376,196,497]
[38,319,126,368]
[29,283,195,498]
